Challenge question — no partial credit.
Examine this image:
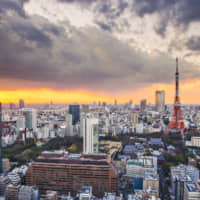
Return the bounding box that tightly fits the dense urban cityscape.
[0,59,200,200]
[1,0,200,200]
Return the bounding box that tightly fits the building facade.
[155,91,165,112]
[69,105,80,125]
[26,151,118,197]
[81,114,99,154]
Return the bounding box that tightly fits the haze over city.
[0,0,200,104]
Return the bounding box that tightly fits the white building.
[23,108,37,131]
[191,137,200,147]
[81,114,99,154]
[66,114,73,136]
[16,116,25,131]
[184,181,200,200]
[126,156,157,178]
[155,91,165,112]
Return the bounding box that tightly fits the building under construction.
[26,151,118,197]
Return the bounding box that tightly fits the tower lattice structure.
[165,58,185,136]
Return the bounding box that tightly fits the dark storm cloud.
[12,22,52,48]
[95,21,112,32]
[133,0,175,17]
[0,0,27,17]
[132,0,200,36]
[0,0,200,92]
[186,36,200,51]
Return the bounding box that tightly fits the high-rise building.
[81,105,89,113]
[132,112,138,125]
[19,99,25,109]
[66,114,73,136]
[26,151,118,197]
[0,103,2,174]
[114,99,117,106]
[23,108,37,131]
[69,105,80,125]
[9,103,15,110]
[16,116,25,131]
[81,114,99,154]
[2,158,10,173]
[155,90,165,112]
[140,99,147,111]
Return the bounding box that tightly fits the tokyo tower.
[165,58,185,136]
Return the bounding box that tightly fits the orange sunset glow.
[1,79,200,104]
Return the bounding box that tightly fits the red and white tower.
[165,58,185,136]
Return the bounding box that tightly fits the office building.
[143,172,159,194]
[26,151,118,197]
[23,108,37,131]
[46,191,58,200]
[171,165,199,199]
[0,176,11,196]
[69,105,80,125]
[16,116,25,131]
[81,114,99,154]
[77,186,93,200]
[81,105,90,113]
[191,137,200,147]
[184,180,200,200]
[155,91,165,112]
[19,99,25,109]
[66,114,73,136]
[140,99,147,111]
[5,184,21,200]
[132,112,138,125]
[9,103,15,110]
[126,156,157,178]
[2,158,10,173]
[18,185,36,200]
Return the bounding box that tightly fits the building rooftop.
[149,138,164,146]
[186,183,200,192]
[35,151,111,166]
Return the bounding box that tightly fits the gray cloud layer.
[0,0,200,93]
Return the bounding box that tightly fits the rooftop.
[35,151,111,166]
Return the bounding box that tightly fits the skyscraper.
[69,105,80,125]
[81,114,99,154]
[140,99,147,111]
[19,99,25,109]
[66,114,73,136]
[132,112,139,125]
[0,103,2,174]
[155,90,165,112]
[23,108,37,131]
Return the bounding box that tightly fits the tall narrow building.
[69,105,80,125]
[0,103,2,174]
[165,58,185,135]
[155,91,165,112]
[23,108,37,131]
[81,114,99,154]
[19,99,25,109]
[140,99,147,111]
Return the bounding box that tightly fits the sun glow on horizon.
[0,78,200,105]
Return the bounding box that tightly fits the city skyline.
[0,0,200,104]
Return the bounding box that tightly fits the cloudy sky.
[0,0,200,104]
